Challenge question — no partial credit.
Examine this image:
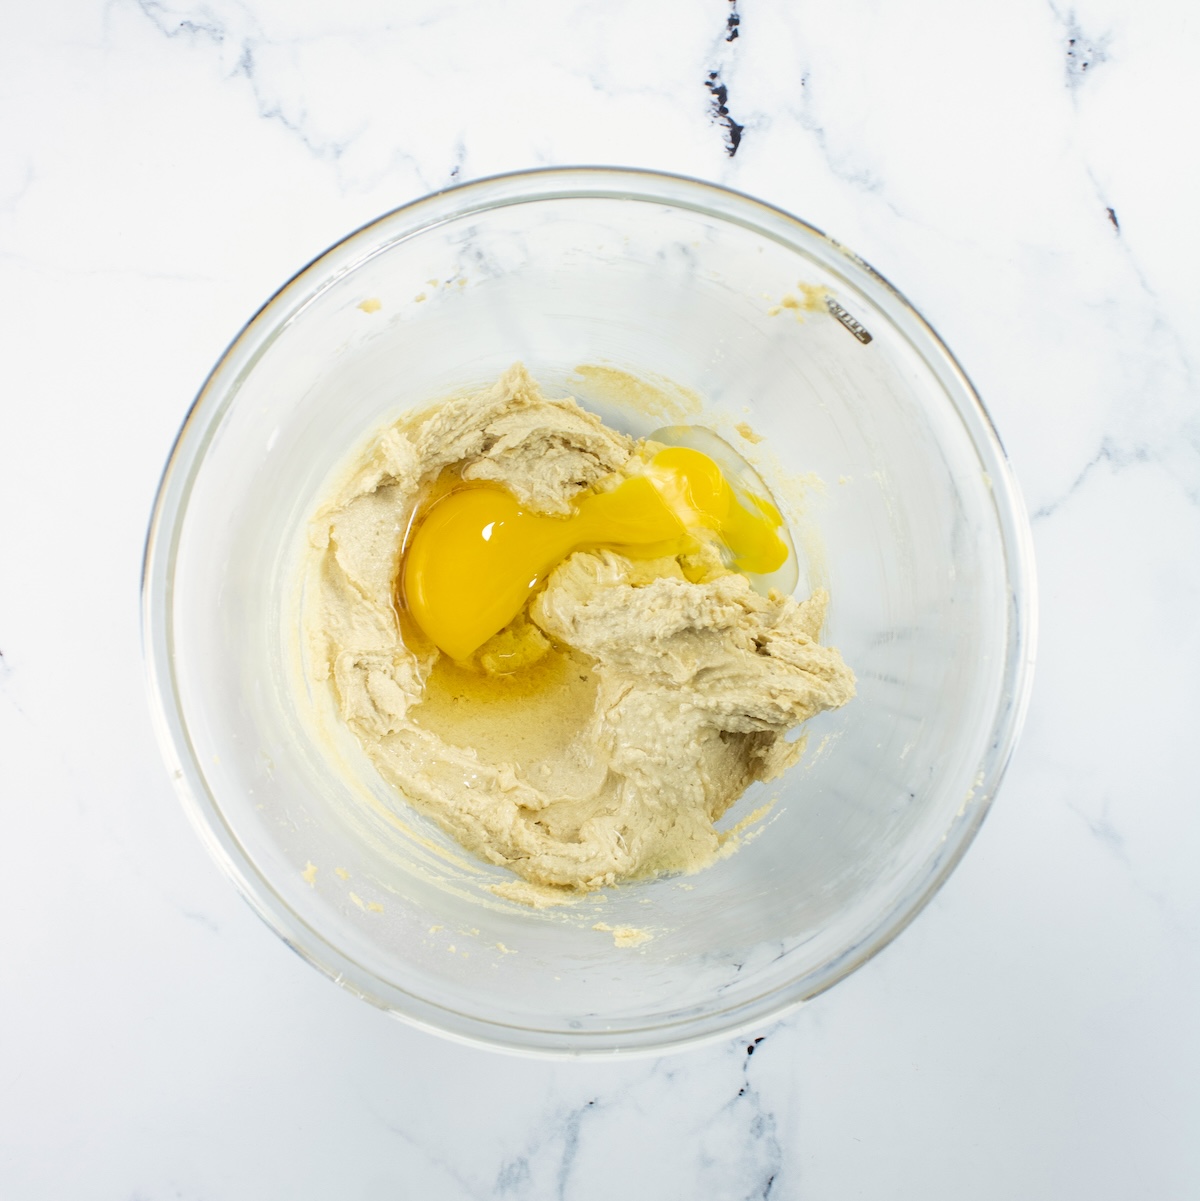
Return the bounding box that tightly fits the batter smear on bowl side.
[306,365,855,897]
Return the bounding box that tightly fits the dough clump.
[307,366,855,894]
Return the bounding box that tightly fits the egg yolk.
[401,446,789,663]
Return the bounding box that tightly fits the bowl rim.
[142,165,1038,1057]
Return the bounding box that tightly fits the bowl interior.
[147,174,1030,1053]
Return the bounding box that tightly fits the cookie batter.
[306,366,855,893]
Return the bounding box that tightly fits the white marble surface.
[2,1,1198,1196]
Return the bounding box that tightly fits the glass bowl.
[143,168,1036,1056]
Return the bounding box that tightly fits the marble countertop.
[3,2,1198,1197]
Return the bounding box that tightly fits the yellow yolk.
[401,446,790,663]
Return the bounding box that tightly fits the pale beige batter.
[306,365,855,894]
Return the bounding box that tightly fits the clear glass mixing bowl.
[143,168,1035,1055]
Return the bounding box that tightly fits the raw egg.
[402,441,793,663]
[648,424,799,597]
